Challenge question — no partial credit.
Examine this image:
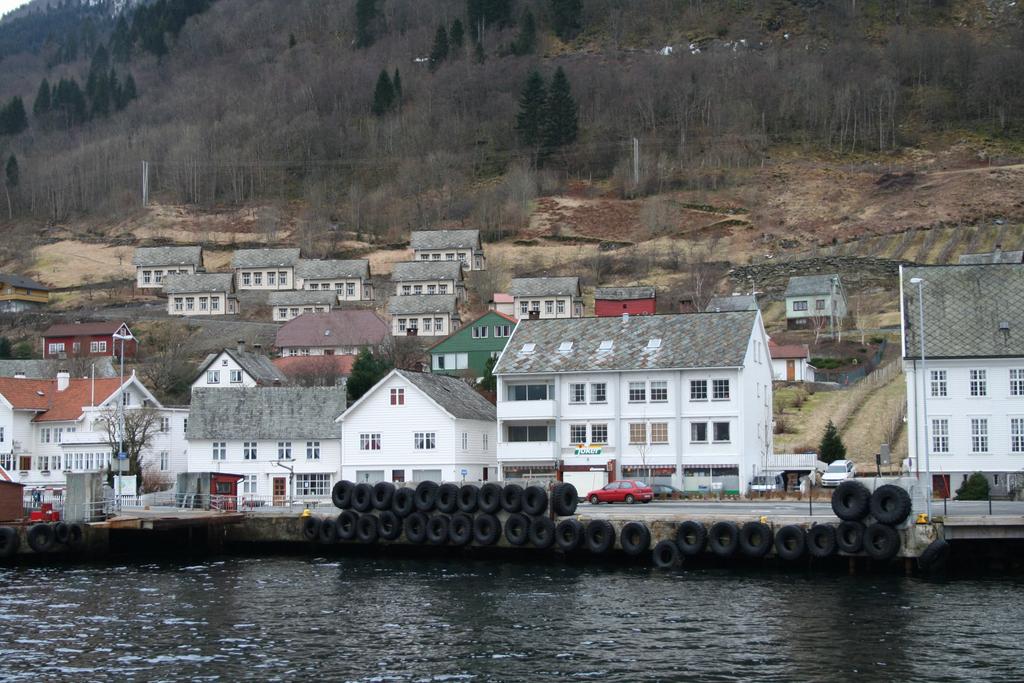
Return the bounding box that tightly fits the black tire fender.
[372,482,395,511]
[528,516,556,549]
[676,521,708,556]
[414,481,439,513]
[355,514,380,544]
[378,511,403,541]
[301,516,321,541]
[436,483,460,514]
[500,484,524,513]
[831,480,871,521]
[457,484,479,514]
[652,540,681,569]
[917,538,951,572]
[774,525,807,561]
[336,510,359,541]
[478,483,502,514]
[869,485,912,526]
[0,526,20,558]
[332,480,355,510]
[522,486,549,516]
[391,487,415,517]
[404,512,429,544]
[620,522,652,556]
[504,512,530,546]
[551,483,579,516]
[318,518,338,544]
[27,523,55,553]
[472,513,501,546]
[807,524,837,558]
[67,523,86,550]
[351,483,374,512]
[426,515,450,545]
[863,523,901,561]
[585,519,615,554]
[53,522,70,545]
[555,519,584,552]
[836,520,865,554]
[708,521,739,557]
[738,521,772,558]
[449,513,473,546]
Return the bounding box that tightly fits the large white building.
[164,273,238,316]
[0,371,188,494]
[783,274,848,331]
[338,369,497,483]
[132,246,203,290]
[231,248,301,290]
[493,312,774,494]
[410,229,486,271]
[388,294,460,338]
[191,344,288,391]
[902,264,1024,498]
[392,261,465,302]
[186,386,347,501]
[507,277,584,319]
[295,259,373,301]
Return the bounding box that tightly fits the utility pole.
[141,160,149,207]
[632,137,640,188]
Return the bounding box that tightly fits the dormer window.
[521,343,536,354]
[598,340,613,352]
[647,338,662,350]
[558,341,573,353]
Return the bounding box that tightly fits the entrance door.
[933,474,951,499]
[272,477,286,506]
[786,359,796,381]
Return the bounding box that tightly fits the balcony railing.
[497,400,556,419]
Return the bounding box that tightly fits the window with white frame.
[253,272,263,286]
[628,381,646,402]
[591,423,608,444]
[628,423,646,444]
[212,442,226,460]
[360,433,381,451]
[930,369,947,397]
[242,474,257,494]
[970,370,987,397]
[713,422,731,442]
[230,369,242,383]
[970,418,989,453]
[472,325,488,339]
[544,300,554,315]
[143,270,152,284]
[793,300,808,311]
[244,441,258,460]
[0,426,4,442]
[296,473,330,496]
[556,300,565,315]
[483,434,489,450]
[391,388,405,405]
[48,343,64,355]
[268,272,276,286]
[174,298,184,311]
[1011,369,1024,397]
[931,419,949,453]
[242,272,251,286]
[207,370,220,384]
[569,383,586,404]
[690,380,708,401]
[570,424,587,443]
[90,340,107,353]
[461,432,469,450]
[159,451,169,471]
[591,383,607,403]
[712,379,730,400]
[1012,418,1024,453]
[414,432,436,450]
[159,417,170,433]
[650,381,668,402]
[306,441,321,460]
[347,283,355,297]
[519,301,529,315]
[278,441,292,460]
[690,422,708,443]
[279,271,288,286]
[650,422,669,444]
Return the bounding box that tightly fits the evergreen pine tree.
[429,25,450,71]
[550,0,583,40]
[956,472,990,501]
[347,348,393,402]
[480,355,497,392]
[90,73,111,119]
[110,15,132,62]
[473,40,486,64]
[288,33,297,48]
[355,0,378,48]
[0,337,11,360]
[12,341,31,359]
[542,66,578,150]
[33,79,52,119]
[123,74,137,102]
[511,10,537,55]
[0,98,28,136]
[392,69,402,107]
[5,155,17,188]
[450,19,465,52]
[110,70,125,111]
[818,419,847,464]
[371,69,395,116]
[515,70,546,147]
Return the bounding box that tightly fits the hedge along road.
[583,499,1024,518]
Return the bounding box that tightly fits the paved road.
[577,499,1024,519]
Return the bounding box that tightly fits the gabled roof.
[902,264,1024,359]
[267,290,337,307]
[0,376,126,422]
[410,229,481,251]
[706,294,759,312]
[187,386,347,440]
[594,286,655,301]
[295,259,370,280]
[132,246,203,267]
[508,277,580,298]
[231,248,301,269]
[494,312,758,374]
[387,294,459,316]
[428,311,517,352]
[0,272,49,291]
[43,321,130,338]
[0,358,117,379]
[391,261,464,282]
[339,369,495,423]
[769,342,810,360]
[195,348,288,386]
[958,249,1024,265]
[163,273,234,294]
[784,274,842,298]
[275,310,389,349]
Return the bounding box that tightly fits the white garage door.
[562,471,608,499]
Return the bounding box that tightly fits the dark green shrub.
[955,472,990,501]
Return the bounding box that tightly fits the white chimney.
[237,340,246,353]
[621,312,630,324]
[56,371,70,392]
[13,371,25,379]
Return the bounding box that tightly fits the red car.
[586,480,654,505]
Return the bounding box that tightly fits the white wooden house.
[388,294,460,338]
[164,273,238,316]
[231,248,300,290]
[191,343,288,391]
[295,259,373,302]
[132,246,203,290]
[410,229,486,271]
[783,274,847,331]
[508,277,584,319]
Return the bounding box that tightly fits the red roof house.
[42,321,136,360]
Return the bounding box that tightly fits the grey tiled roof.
[958,250,1024,265]
[275,310,389,349]
[187,386,347,440]
[397,370,495,421]
[132,246,202,267]
[494,312,757,374]
[0,358,116,379]
[196,348,288,386]
[706,294,759,312]
[507,277,580,298]
[784,274,840,298]
[0,272,49,290]
[410,229,481,251]
[387,294,459,316]
[267,291,337,307]
[231,248,301,268]
[594,286,655,301]
[391,261,463,282]
[163,273,234,294]
[295,259,369,280]
[902,264,1024,359]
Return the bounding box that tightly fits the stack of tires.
[830,481,911,562]
[0,522,87,558]
[303,480,580,549]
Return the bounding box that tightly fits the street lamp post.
[112,331,134,509]
[910,277,932,519]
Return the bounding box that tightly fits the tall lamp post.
[112,330,135,508]
[909,277,932,519]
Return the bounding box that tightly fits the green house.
[429,311,517,378]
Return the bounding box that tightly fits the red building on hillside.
[41,321,137,360]
[594,286,656,317]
